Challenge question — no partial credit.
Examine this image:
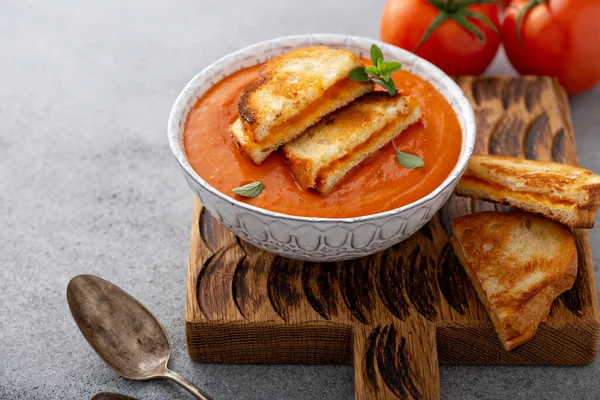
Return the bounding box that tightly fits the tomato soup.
[184,64,462,218]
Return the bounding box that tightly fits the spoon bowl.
[67,274,212,399]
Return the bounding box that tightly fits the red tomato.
[502,0,600,94]
[380,0,501,75]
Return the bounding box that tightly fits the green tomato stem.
[416,0,502,52]
[516,0,548,47]
[446,0,457,12]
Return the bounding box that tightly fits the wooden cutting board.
[185,77,600,400]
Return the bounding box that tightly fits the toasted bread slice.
[230,118,279,164]
[239,46,372,143]
[231,46,375,164]
[455,155,600,228]
[231,79,373,164]
[283,93,423,193]
[451,211,577,351]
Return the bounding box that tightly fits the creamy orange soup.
[184,63,462,218]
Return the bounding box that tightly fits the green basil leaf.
[348,67,370,82]
[373,78,397,96]
[381,73,390,82]
[384,61,402,75]
[232,181,264,198]
[396,151,424,169]
[370,44,384,66]
[365,65,379,77]
[377,58,385,72]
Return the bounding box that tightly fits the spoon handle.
[162,369,213,400]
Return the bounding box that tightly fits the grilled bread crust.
[238,46,370,143]
[283,93,422,193]
[451,211,577,351]
[231,80,373,164]
[455,155,600,228]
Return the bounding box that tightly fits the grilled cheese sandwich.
[455,155,600,228]
[231,46,374,164]
[451,211,578,351]
[284,92,422,194]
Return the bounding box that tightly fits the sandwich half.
[451,211,577,351]
[283,92,423,194]
[231,46,374,164]
[455,155,600,228]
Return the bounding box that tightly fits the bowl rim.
[168,33,476,223]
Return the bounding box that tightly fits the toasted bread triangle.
[451,211,577,351]
[231,79,373,164]
[283,93,422,193]
[237,46,372,143]
[455,155,600,228]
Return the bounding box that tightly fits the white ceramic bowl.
[168,34,476,262]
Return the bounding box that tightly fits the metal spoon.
[67,274,212,400]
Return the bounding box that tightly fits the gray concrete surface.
[1,0,599,399]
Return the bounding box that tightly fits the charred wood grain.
[376,250,410,321]
[524,113,551,160]
[376,325,409,399]
[552,128,567,163]
[488,116,525,157]
[339,256,376,324]
[405,245,439,321]
[267,257,303,321]
[364,326,381,393]
[436,242,471,315]
[302,262,338,320]
[501,78,528,110]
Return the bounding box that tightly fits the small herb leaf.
[348,67,370,82]
[370,44,384,66]
[374,78,396,96]
[347,43,402,96]
[365,65,379,76]
[232,181,263,198]
[396,151,424,169]
[384,61,402,75]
